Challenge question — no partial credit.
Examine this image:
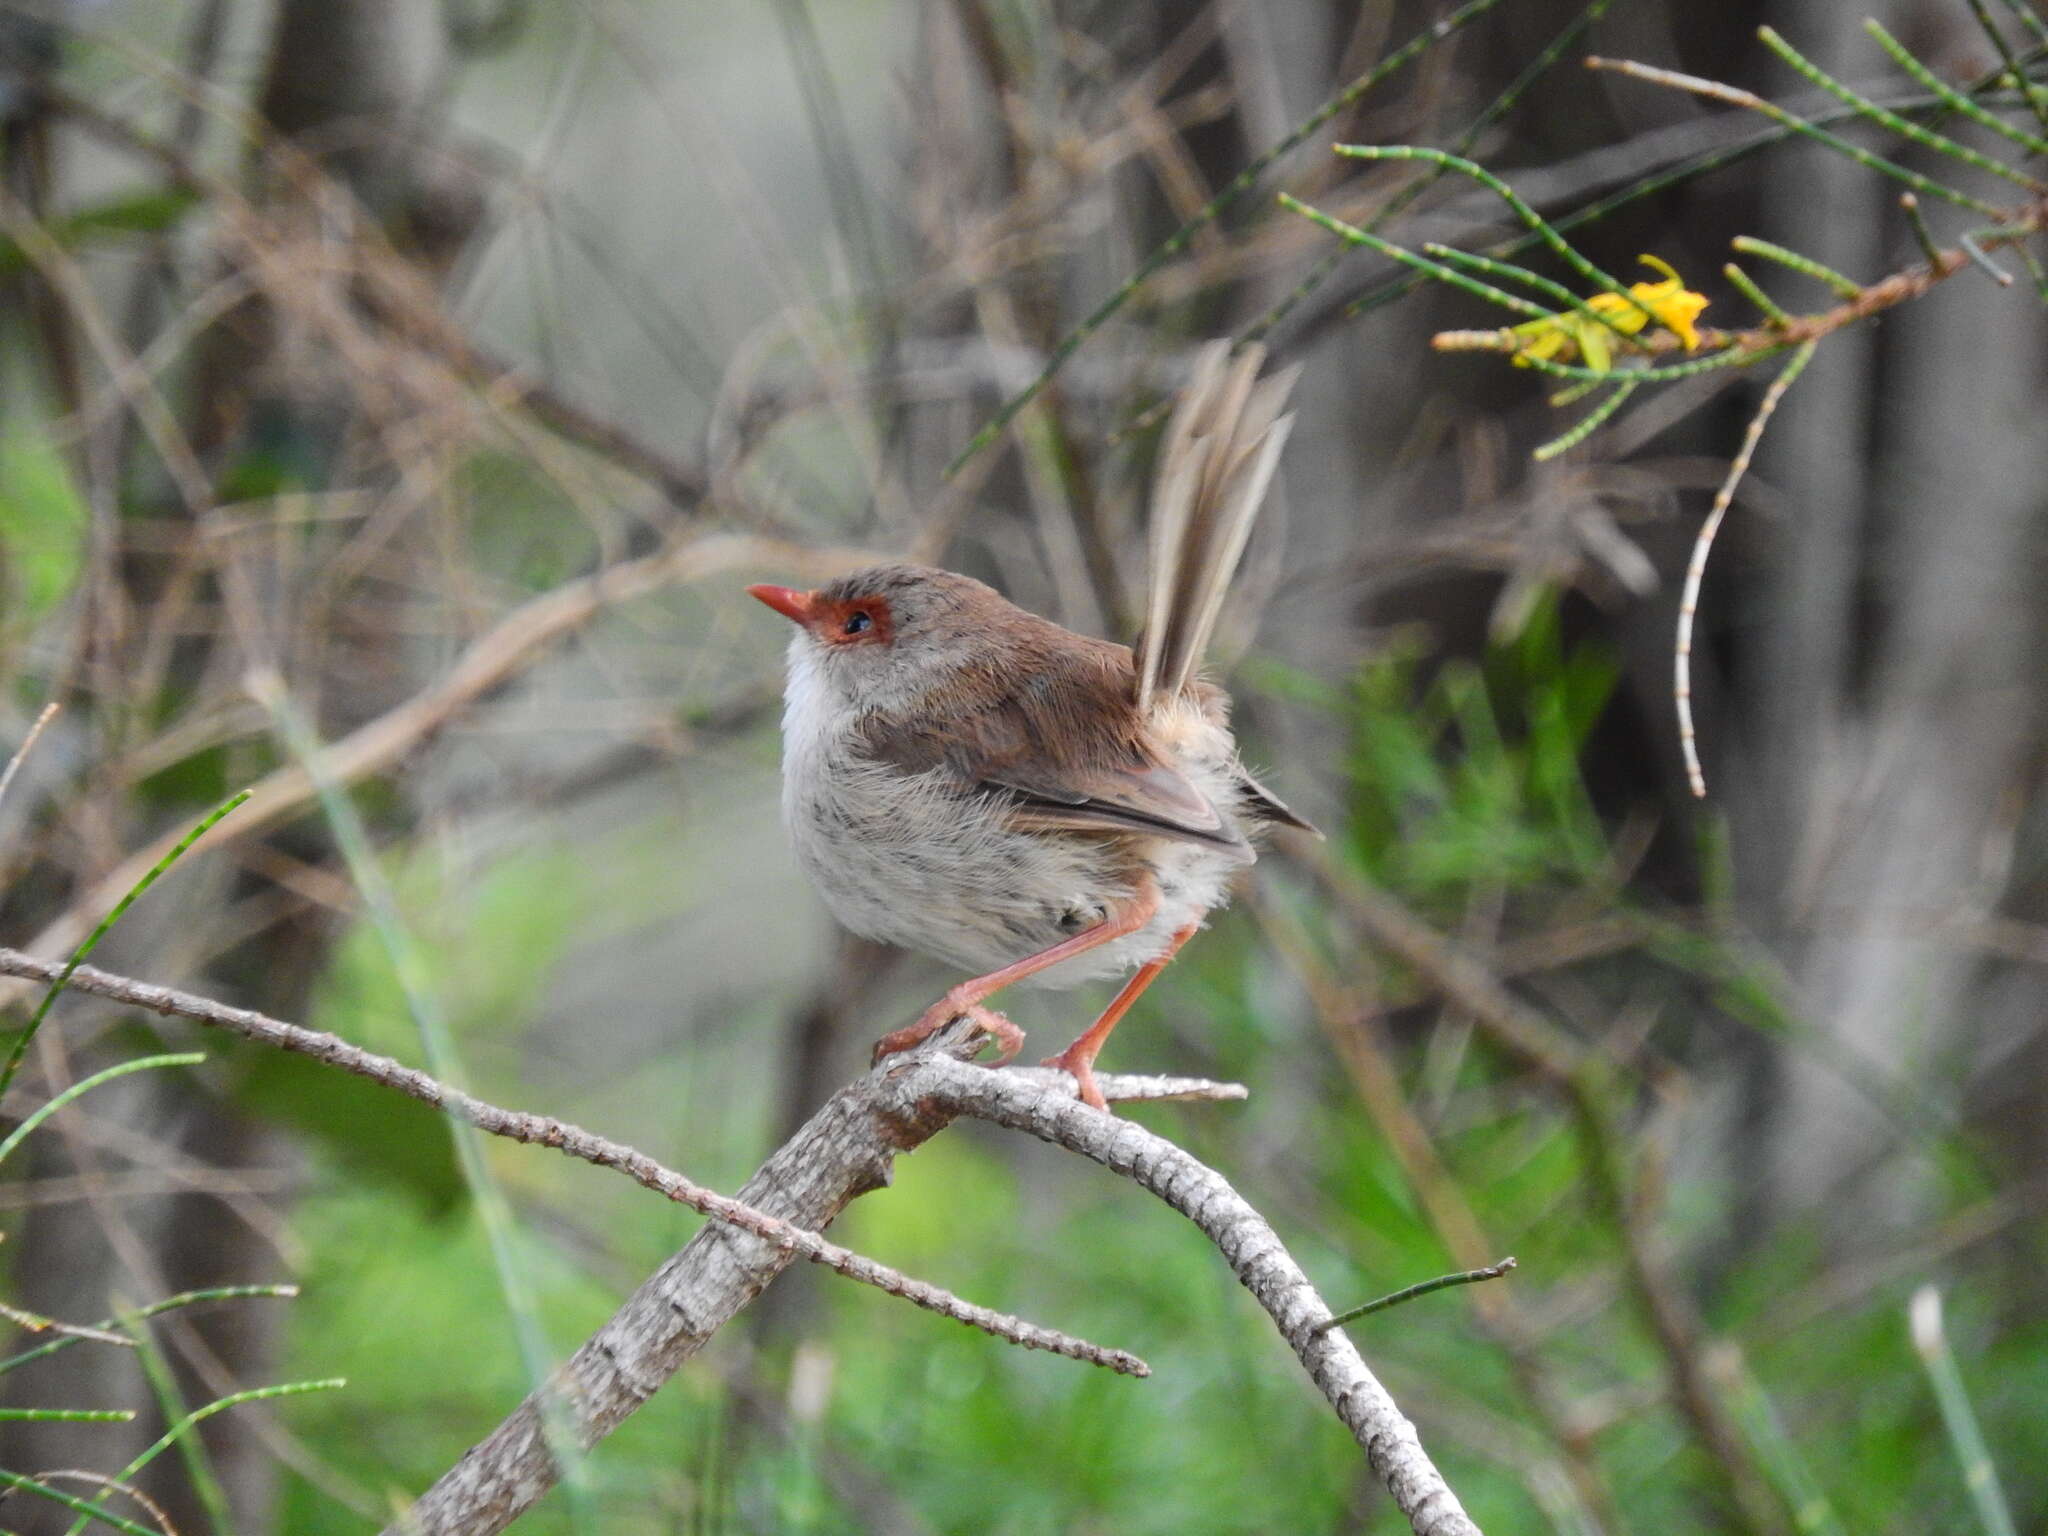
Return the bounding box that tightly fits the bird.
[748,341,1309,1110]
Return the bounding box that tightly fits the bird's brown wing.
[858,629,1251,859]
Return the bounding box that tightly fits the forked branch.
[379,1026,1479,1536]
[0,949,1479,1536]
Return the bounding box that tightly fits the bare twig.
[0,1301,133,1351]
[0,947,1145,1377]
[13,834,1424,1507]
[1675,343,1815,797]
[0,703,60,815]
[382,1025,1481,1536]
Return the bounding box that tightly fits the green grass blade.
[0,788,249,1104]
[1911,1288,2018,1536]
[1967,0,2048,133]
[255,680,589,1511]
[1723,262,1792,325]
[1315,1258,1516,1332]
[1278,195,1551,319]
[1723,1352,1849,1536]
[0,1053,205,1171]
[1423,243,1590,311]
[0,1469,166,1536]
[0,1286,297,1378]
[1729,236,1863,297]
[1333,145,1644,311]
[62,1373,346,1536]
[1503,345,1763,385]
[1534,381,1639,460]
[1759,26,2046,192]
[1867,20,2048,158]
[111,1303,236,1536]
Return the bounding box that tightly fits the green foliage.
[0,789,340,1531]
[0,188,201,278]
[1345,597,1616,904]
[234,1049,466,1214]
[457,448,601,593]
[230,839,605,1216]
[0,428,88,637]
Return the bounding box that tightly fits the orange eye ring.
[816,596,892,646]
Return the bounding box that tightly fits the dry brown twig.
[0,947,1480,1536]
[0,530,869,999]
[0,703,59,814]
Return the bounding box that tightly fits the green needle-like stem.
[1759,26,2047,194]
[1314,1258,1518,1334]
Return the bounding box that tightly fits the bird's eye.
[842,611,872,636]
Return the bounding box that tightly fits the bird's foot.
[1039,1043,1109,1112]
[872,995,1023,1066]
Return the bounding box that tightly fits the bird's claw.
[871,998,1023,1066]
[1039,1046,1109,1111]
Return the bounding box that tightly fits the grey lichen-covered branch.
[386,1028,1482,1536]
[923,1055,1484,1536]
[0,948,1480,1536]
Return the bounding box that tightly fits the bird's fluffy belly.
[785,751,1236,986]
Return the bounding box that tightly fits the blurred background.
[0,0,2044,1531]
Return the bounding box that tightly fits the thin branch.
[1584,55,2009,217]
[0,947,1147,1377]
[384,1025,1482,1536]
[0,1302,132,1351]
[1910,1287,2020,1536]
[0,702,59,815]
[1676,343,1815,798]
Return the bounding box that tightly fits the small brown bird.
[749,343,1309,1109]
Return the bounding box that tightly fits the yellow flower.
[1510,255,1708,370]
[1617,254,1708,348]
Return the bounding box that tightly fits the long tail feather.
[1135,342,1299,713]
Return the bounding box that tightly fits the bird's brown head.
[749,564,1009,714]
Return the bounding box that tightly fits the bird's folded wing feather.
[856,638,1251,858]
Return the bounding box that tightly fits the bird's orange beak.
[747,584,816,625]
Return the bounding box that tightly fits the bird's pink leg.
[871,878,1161,1066]
[1040,922,1198,1110]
